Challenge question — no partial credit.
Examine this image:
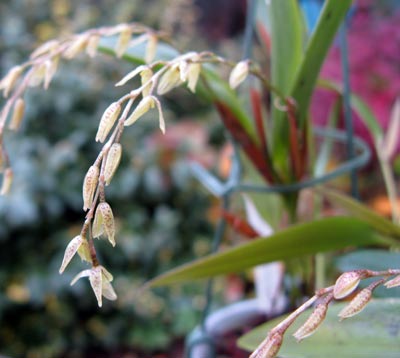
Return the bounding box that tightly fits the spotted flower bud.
[293,295,332,342]
[82,165,99,211]
[104,143,122,185]
[115,25,132,58]
[96,102,121,142]
[0,147,4,169]
[71,265,117,307]
[249,332,283,358]
[125,96,155,127]
[385,274,400,289]
[59,235,91,274]
[145,35,157,63]
[229,60,249,89]
[157,64,183,95]
[92,202,115,246]
[1,168,13,195]
[86,35,100,58]
[0,65,23,97]
[333,271,366,300]
[9,98,25,131]
[338,279,383,321]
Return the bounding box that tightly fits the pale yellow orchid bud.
[124,96,155,127]
[86,35,100,58]
[0,65,23,97]
[157,64,183,95]
[140,68,153,97]
[229,60,249,89]
[115,25,132,58]
[0,168,13,195]
[333,271,365,300]
[145,35,157,63]
[104,143,122,185]
[9,98,25,131]
[63,34,89,59]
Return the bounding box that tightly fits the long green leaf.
[272,0,352,174]
[238,299,400,357]
[319,188,400,239]
[147,217,389,287]
[269,0,304,176]
[270,0,303,96]
[290,0,352,128]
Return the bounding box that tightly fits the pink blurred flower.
[312,3,400,152]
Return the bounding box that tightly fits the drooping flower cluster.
[0,21,255,305]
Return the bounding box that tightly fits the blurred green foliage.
[0,1,229,357]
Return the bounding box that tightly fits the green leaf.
[269,0,304,175]
[272,0,352,174]
[147,217,389,287]
[336,249,400,298]
[319,188,400,239]
[238,298,400,357]
[270,0,304,96]
[350,95,384,141]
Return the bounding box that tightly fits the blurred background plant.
[0,0,248,357]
